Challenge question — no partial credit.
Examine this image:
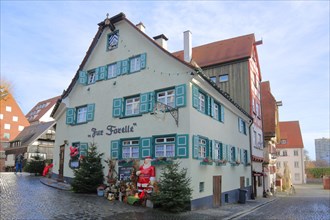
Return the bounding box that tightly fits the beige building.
[51,13,252,210]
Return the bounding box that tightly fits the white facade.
[276,148,305,185]
[52,14,252,210]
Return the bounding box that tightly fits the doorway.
[58,144,65,182]
[213,175,222,207]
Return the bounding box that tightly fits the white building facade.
[51,13,252,210]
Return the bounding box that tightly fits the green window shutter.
[206,95,211,116]
[94,67,100,81]
[175,84,186,108]
[86,103,95,121]
[121,59,129,74]
[79,71,87,85]
[113,98,123,117]
[79,143,88,157]
[149,92,155,112]
[140,93,150,113]
[220,143,223,160]
[111,140,120,159]
[66,108,76,125]
[116,61,122,76]
[140,53,147,70]
[192,85,199,109]
[226,145,230,161]
[236,147,239,161]
[207,139,212,158]
[210,98,215,117]
[193,135,199,159]
[212,141,216,160]
[220,105,225,122]
[176,134,189,158]
[98,66,107,81]
[140,137,152,158]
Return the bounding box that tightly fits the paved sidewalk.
[40,177,278,219]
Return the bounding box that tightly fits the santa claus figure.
[136,156,155,194]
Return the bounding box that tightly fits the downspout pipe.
[249,120,255,199]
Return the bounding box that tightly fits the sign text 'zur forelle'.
[89,123,137,138]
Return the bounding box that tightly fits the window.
[198,138,207,158]
[6,106,11,112]
[87,70,96,84]
[243,150,248,165]
[4,124,10,130]
[253,130,257,147]
[294,173,300,181]
[256,103,259,117]
[258,176,262,187]
[219,74,228,82]
[294,161,299,168]
[76,106,87,124]
[198,92,205,113]
[283,150,288,156]
[155,137,175,158]
[122,139,140,159]
[3,133,10,139]
[18,126,24,131]
[213,103,219,120]
[157,89,175,108]
[107,31,119,51]
[0,114,3,119]
[125,97,140,116]
[258,134,262,148]
[276,161,281,168]
[214,142,223,160]
[199,182,205,192]
[130,56,141,73]
[12,116,18,122]
[66,104,95,125]
[294,150,298,156]
[280,139,287,144]
[210,76,216,83]
[239,118,247,135]
[107,63,117,79]
[231,146,236,162]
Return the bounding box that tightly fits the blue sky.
[1,1,329,160]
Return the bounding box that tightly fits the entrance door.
[213,175,222,207]
[58,144,65,182]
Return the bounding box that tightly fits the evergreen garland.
[151,161,192,212]
[71,143,104,193]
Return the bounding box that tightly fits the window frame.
[198,92,206,113]
[122,139,140,159]
[125,96,140,116]
[154,137,176,158]
[129,56,141,73]
[107,62,117,79]
[219,74,229,82]
[210,76,216,83]
[76,105,88,124]
[214,141,223,160]
[87,70,96,85]
[156,89,175,108]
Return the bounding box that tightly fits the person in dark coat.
[15,153,24,173]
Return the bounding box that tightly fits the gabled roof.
[277,121,304,149]
[51,13,252,121]
[172,34,256,68]
[10,121,55,147]
[26,96,60,123]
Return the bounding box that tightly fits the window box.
[215,159,227,166]
[200,158,213,165]
[230,161,240,166]
[118,159,135,167]
[151,157,174,166]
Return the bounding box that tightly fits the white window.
[76,106,87,123]
[276,161,281,168]
[157,89,175,108]
[294,173,300,181]
[239,118,247,135]
[87,71,96,84]
[199,93,205,113]
[214,142,223,160]
[6,106,12,112]
[130,56,141,73]
[283,150,288,156]
[107,63,117,78]
[155,137,175,157]
[12,116,18,122]
[198,138,207,158]
[219,74,228,82]
[18,126,24,131]
[125,97,140,116]
[294,161,299,168]
[122,140,139,158]
[0,114,3,120]
[4,124,10,130]
[213,103,219,120]
[294,150,298,156]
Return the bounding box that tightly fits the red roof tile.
[277,121,304,148]
[172,34,255,67]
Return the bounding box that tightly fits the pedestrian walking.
[15,153,24,173]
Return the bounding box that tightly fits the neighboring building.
[173,33,265,197]
[0,90,30,145]
[276,121,305,185]
[26,96,60,125]
[5,96,59,166]
[315,138,330,165]
[261,81,281,192]
[51,13,253,210]
[5,121,56,163]
[0,89,30,171]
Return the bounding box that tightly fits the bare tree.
[0,78,14,100]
